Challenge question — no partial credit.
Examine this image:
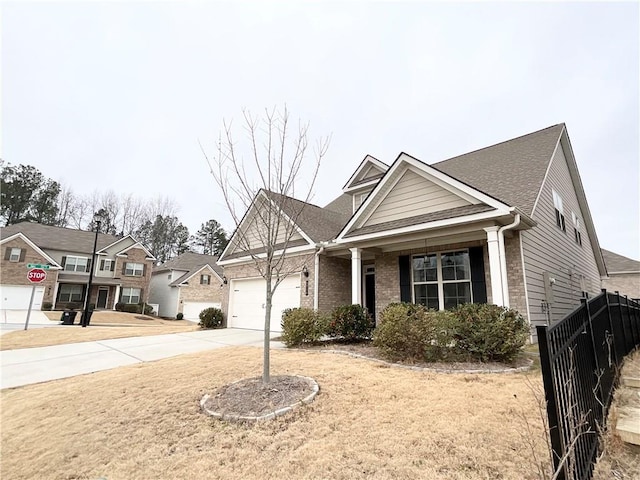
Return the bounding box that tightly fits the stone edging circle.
[317,349,534,374]
[200,375,319,423]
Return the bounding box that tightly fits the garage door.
[182,301,222,321]
[228,275,301,332]
[0,285,45,310]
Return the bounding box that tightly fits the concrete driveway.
[1,328,281,389]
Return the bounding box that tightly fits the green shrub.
[281,308,327,347]
[452,303,529,362]
[139,303,153,315]
[122,303,142,314]
[59,302,82,311]
[327,304,374,341]
[115,302,125,312]
[199,307,224,329]
[42,302,53,311]
[176,312,184,320]
[373,303,456,362]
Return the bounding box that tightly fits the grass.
[1,346,550,480]
[1,311,198,350]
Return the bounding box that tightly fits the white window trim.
[201,274,210,285]
[59,284,84,302]
[9,248,21,262]
[65,256,89,272]
[102,259,114,271]
[411,250,473,310]
[125,262,144,276]
[121,287,141,304]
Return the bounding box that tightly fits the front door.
[97,288,109,309]
[364,267,376,323]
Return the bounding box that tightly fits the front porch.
[53,274,124,310]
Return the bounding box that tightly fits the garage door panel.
[229,276,301,332]
[0,285,45,310]
[182,301,222,321]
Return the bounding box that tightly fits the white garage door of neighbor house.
[228,275,301,332]
[182,301,222,321]
[0,285,45,310]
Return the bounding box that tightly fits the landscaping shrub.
[281,308,327,347]
[139,303,154,315]
[373,303,456,362]
[327,304,374,341]
[452,303,528,362]
[198,307,224,329]
[41,302,53,311]
[59,302,82,311]
[176,312,184,320]
[115,302,125,312]
[122,303,142,314]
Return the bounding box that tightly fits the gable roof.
[0,222,123,254]
[432,124,565,215]
[342,155,389,192]
[0,232,63,268]
[602,249,640,274]
[154,252,223,278]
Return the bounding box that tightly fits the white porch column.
[350,247,362,305]
[113,285,121,310]
[484,227,505,306]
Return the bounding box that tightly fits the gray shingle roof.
[324,193,353,218]
[432,124,565,215]
[0,222,123,254]
[601,249,640,273]
[344,204,495,238]
[154,252,223,278]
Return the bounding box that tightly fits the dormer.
[342,155,388,213]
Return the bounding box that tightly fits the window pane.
[426,284,439,310]
[413,255,437,283]
[441,252,470,281]
[443,282,471,310]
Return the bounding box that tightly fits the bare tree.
[54,182,77,227]
[203,106,330,383]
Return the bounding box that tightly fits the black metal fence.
[537,290,640,480]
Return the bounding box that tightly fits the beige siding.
[521,143,602,331]
[364,169,471,227]
[602,274,640,299]
[227,208,304,256]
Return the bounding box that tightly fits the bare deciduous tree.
[203,106,330,383]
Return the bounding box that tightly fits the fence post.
[616,291,628,356]
[602,289,619,370]
[536,324,566,480]
[584,297,604,409]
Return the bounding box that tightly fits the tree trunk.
[263,274,273,383]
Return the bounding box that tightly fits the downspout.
[313,245,325,310]
[497,213,521,308]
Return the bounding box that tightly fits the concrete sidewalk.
[1,328,282,389]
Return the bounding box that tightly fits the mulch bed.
[204,375,315,418]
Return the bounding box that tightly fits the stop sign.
[27,268,47,283]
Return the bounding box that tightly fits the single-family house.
[149,252,224,320]
[0,222,155,311]
[601,249,640,300]
[217,124,607,337]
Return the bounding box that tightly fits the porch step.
[616,406,640,446]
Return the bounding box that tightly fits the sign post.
[25,268,47,330]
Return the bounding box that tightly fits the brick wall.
[177,268,224,313]
[602,274,640,299]
[1,237,58,306]
[317,256,351,312]
[504,232,528,318]
[113,247,154,304]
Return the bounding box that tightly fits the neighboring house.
[0,222,155,311]
[601,249,640,300]
[149,252,224,320]
[218,124,607,337]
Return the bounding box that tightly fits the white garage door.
[182,301,222,321]
[0,285,45,310]
[228,275,301,332]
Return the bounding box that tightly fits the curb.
[200,375,320,423]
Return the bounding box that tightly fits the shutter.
[19,249,26,262]
[110,261,115,271]
[4,248,11,260]
[86,258,92,273]
[122,262,127,275]
[469,246,487,304]
[100,259,105,270]
[200,275,204,285]
[62,256,67,268]
[142,264,147,276]
[398,255,412,303]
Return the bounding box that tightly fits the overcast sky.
[2,1,638,260]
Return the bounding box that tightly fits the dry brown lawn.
[3,311,197,350]
[1,346,551,480]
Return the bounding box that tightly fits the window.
[572,212,582,246]
[100,259,115,271]
[58,284,83,303]
[64,256,89,272]
[552,190,566,232]
[9,248,21,262]
[200,274,210,285]
[125,262,144,276]
[353,192,370,212]
[412,250,472,310]
[121,287,141,304]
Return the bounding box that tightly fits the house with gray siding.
[218,124,606,337]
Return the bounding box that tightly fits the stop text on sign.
[27,268,47,283]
